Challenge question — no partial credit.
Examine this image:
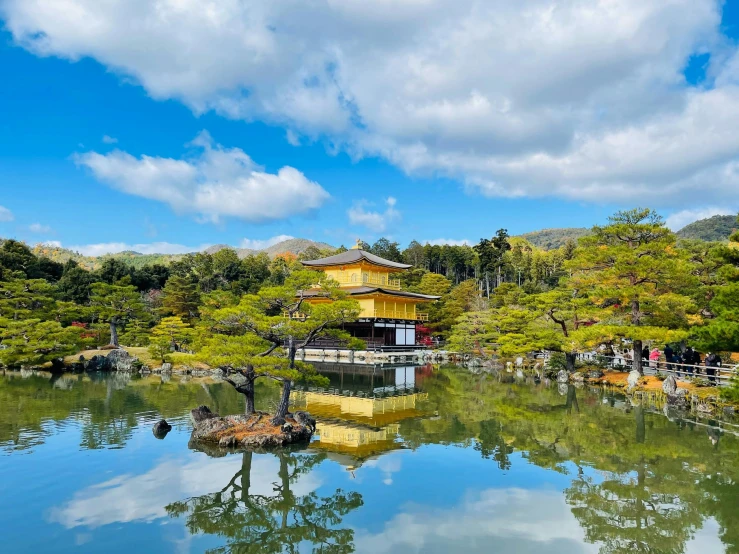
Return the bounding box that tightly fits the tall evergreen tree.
[567,209,697,374]
[89,281,148,347]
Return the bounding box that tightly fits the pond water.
[1,365,738,554]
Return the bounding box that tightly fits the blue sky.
[1,0,738,255]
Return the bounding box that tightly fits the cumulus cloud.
[41,240,62,248]
[5,0,739,209]
[74,131,330,223]
[0,205,14,222]
[425,238,471,246]
[665,207,737,231]
[28,223,51,233]
[348,197,400,233]
[240,234,294,250]
[102,135,118,144]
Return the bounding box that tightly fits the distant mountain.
[206,238,336,259]
[517,228,591,250]
[676,215,738,242]
[31,243,181,270]
[28,238,338,269]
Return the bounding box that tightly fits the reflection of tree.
[166,450,363,553]
[0,372,272,452]
[402,366,739,553]
[474,420,512,470]
[566,462,702,554]
[701,473,739,553]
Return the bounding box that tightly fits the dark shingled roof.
[299,286,439,301]
[301,249,411,270]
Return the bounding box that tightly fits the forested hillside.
[516,228,591,250]
[676,215,738,241]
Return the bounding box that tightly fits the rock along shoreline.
[189,405,317,448]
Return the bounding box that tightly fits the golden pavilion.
[301,241,440,348]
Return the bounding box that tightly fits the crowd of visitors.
[641,345,724,383]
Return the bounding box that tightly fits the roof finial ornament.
[351,238,362,250]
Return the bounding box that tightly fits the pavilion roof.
[299,286,439,301]
[301,249,411,270]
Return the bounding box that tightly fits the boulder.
[556,370,569,384]
[153,419,172,439]
[292,411,316,432]
[588,369,604,380]
[49,357,66,373]
[627,370,641,390]
[662,375,678,395]
[191,405,218,424]
[190,411,315,449]
[666,387,688,407]
[161,362,173,373]
[572,372,585,383]
[107,349,136,372]
[85,355,110,372]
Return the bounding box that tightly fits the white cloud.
[28,223,52,233]
[102,135,118,144]
[56,241,209,256]
[665,207,737,231]
[0,205,14,222]
[240,234,295,250]
[425,238,471,246]
[41,240,62,248]
[348,197,400,233]
[74,131,330,223]
[285,130,300,147]
[6,0,739,210]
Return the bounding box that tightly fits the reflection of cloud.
[363,452,403,486]
[686,517,724,553]
[50,453,322,529]
[354,488,598,554]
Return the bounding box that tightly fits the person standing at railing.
[692,350,702,372]
[683,347,696,375]
[649,347,660,369]
[664,344,674,372]
[705,352,722,384]
[673,350,684,376]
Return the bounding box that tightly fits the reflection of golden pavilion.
[291,390,428,463]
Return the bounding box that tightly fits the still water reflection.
[0,365,737,553]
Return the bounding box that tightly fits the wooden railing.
[574,353,737,386]
[373,309,428,321]
[334,274,401,290]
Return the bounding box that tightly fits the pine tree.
[160,275,200,321]
[0,319,86,369]
[197,270,360,419]
[567,208,698,374]
[696,214,739,352]
[89,281,148,348]
[148,316,194,362]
